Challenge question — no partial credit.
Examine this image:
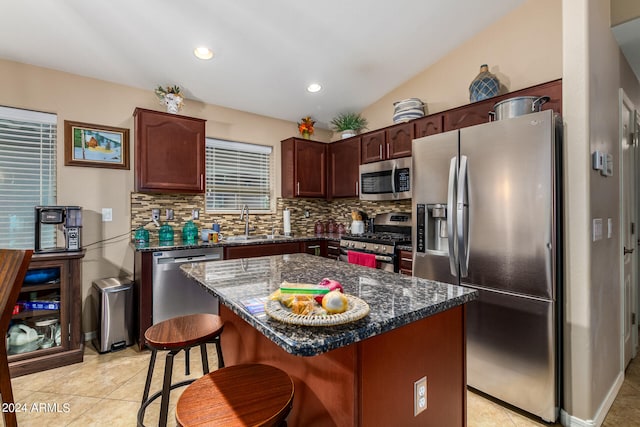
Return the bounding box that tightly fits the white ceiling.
[1,0,527,128]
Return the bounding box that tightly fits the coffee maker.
[34,206,82,253]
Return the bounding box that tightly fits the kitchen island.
[181,253,477,426]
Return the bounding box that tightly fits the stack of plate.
[392,98,425,123]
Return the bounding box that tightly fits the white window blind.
[0,106,57,248]
[205,138,272,212]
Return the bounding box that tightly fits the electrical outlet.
[151,208,160,222]
[414,376,427,416]
[192,208,200,220]
[166,209,174,220]
[101,208,113,222]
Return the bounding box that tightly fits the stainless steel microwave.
[359,157,412,201]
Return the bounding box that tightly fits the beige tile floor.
[2,344,639,426]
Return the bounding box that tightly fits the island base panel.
[219,304,466,427]
[359,305,466,426]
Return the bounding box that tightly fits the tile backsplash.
[130,192,411,238]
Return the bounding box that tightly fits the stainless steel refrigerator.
[411,109,562,422]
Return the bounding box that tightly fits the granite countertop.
[132,233,344,252]
[181,253,476,357]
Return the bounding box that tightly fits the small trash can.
[92,277,134,353]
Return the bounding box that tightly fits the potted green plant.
[330,112,368,139]
[155,85,184,114]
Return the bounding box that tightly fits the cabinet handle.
[328,245,339,250]
[355,181,359,195]
[307,245,321,249]
[401,257,413,262]
[379,145,382,160]
[387,143,390,158]
[297,182,300,196]
[200,174,204,190]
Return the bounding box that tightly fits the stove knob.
[381,247,387,253]
[350,242,355,248]
[374,245,379,251]
[361,243,367,249]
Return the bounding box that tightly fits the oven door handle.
[340,248,393,263]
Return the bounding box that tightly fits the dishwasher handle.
[157,253,222,265]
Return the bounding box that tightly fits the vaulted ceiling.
[1,0,527,127]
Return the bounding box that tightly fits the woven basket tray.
[264,295,370,326]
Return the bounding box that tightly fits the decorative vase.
[162,93,184,114]
[469,64,500,102]
[341,130,356,139]
[301,131,310,139]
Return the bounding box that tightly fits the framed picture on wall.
[64,120,130,169]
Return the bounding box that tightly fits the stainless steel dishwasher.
[152,247,223,324]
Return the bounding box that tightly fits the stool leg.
[160,350,177,427]
[184,347,190,376]
[141,349,157,405]
[199,343,209,374]
[214,336,225,368]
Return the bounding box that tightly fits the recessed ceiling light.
[194,47,214,60]
[307,83,322,93]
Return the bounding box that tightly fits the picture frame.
[64,121,130,169]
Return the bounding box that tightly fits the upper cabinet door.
[386,122,413,159]
[361,130,386,163]
[414,114,444,138]
[329,137,361,199]
[134,108,206,193]
[281,138,326,198]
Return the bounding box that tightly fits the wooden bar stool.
[137,313,224,427]
[175,363,294,427]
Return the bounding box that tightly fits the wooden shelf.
[12,310,60,320]
[19,282,60,292]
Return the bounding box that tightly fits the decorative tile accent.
[131,193,412,239]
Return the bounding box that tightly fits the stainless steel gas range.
[339,212,411,272]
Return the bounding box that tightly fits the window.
[0,106,57,248]
[205,138,272,212]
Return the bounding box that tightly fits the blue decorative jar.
[469,64,500,102]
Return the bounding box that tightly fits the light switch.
[102,208,113,222]
[593,218,603,241]
[608,218,613,239]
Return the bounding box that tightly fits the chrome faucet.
[240,204,251,237]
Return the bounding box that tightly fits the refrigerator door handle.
[457,155,470,277]
[447,156,458,277]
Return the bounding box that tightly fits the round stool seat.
[145,313,224,350]
[176,363,295,427]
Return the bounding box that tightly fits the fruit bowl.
[264,294,370,326]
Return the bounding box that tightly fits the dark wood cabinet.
[326,240,341,260]
[443,98,494,131]
[301,240,327,257]
[385,122,413,159]
[281,138,327,198]
[134,108,206,193]
[224,242,302,260]
[444,79,562,131]
[398,250,413,276]
[360,130,386,163]
[329,137,361,198]
[8,251,84,377]
[414,114,444,138]
[361,123,413,164]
